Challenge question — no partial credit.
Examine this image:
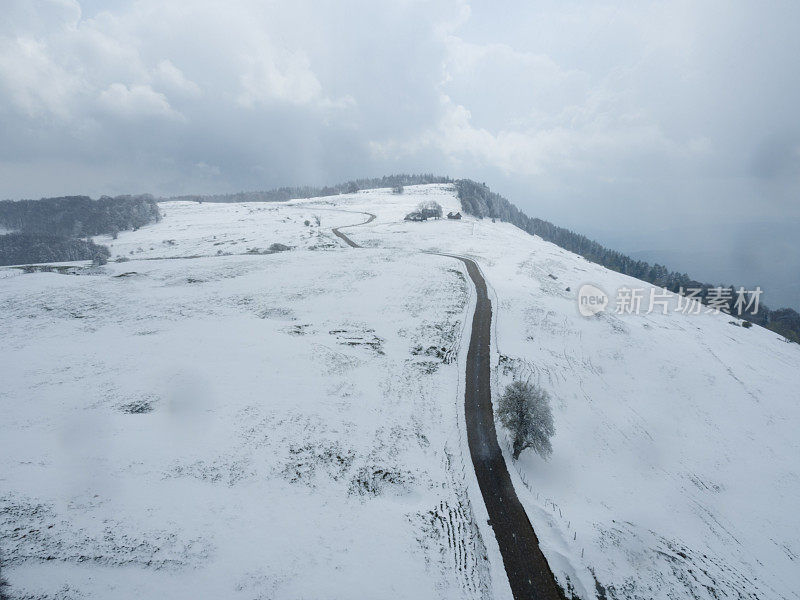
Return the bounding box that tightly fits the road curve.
[444,254,563,600]
[332,212,376,248]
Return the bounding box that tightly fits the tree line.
[0,194,160,237]
[165,174,451,203]
[455,178,800,343]
[0,194,160,266]
[0,233,109,266]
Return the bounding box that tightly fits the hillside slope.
[297,184,800,599]
[1,184,798,599]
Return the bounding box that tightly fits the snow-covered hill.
[1,184,798,599]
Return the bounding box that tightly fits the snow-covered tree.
[417,200,442,219]
[497,381,555,460]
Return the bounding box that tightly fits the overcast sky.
[2,0,799,306]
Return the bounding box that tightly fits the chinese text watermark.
[578,284,762,317]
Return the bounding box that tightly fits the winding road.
[334,217,562,600]
[332,212,376,247]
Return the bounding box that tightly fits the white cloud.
[0,36,82,118]
[237,47,324,108]
[153,60,201,97]
[0,0,82,36]
[97,82,182,119]
[367,23,719,181]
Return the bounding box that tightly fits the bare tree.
[497,381,555,459]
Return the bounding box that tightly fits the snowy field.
[1,200,496,599]
[2,184,799,599]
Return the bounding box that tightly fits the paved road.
[332,212,375,247]
[442,254,563,600]
[333,214,562,599]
